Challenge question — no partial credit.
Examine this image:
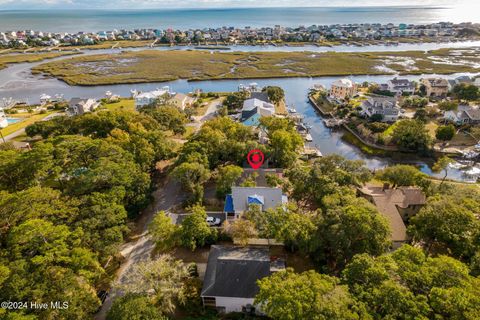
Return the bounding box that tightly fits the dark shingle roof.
[241,106,258,122]
[250,92,271,103]
[201,246,271,298]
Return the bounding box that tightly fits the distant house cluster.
[324,75,480,124]
[0,22,475,47]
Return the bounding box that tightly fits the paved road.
[95,99,223,318]
[95,177,186,320]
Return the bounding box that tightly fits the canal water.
[0,46,479,181]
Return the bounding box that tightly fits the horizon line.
[0,5,453,11]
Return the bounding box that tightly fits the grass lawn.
[31,48,480,85]
[425,121,439,140]
[311,94,335,114]
[1,111,54,136]
[194,97,217,116]
[276,99,288,115]
[449,131,477,146]
[181,126,196,139]
[100,99,136,112]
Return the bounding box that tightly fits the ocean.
[0,6,478,33]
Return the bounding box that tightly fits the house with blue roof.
[224,187,288,220]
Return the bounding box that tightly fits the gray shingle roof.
[201,246,271,298]
[250,92,271,103]
[231,187,284,213]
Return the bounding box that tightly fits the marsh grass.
[31,48,480,86]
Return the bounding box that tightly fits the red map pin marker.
[247,149,264,170]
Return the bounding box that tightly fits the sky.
[0,0,478,10]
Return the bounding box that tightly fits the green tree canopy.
[287,155,372,205]
[117,255,190,315]
[179,205,216,251]
[215,165,243,198]
[342,245,480,319]
[375,164,430,189]
[391,119,432,152]
[438,100,459,112]
[262,86,285,104]
[255,269,363,320]
[435,124,455,141]
[311,191,391,272]
[148,211,179,251]
[107,293,167,320]
[408,187,480,260]
[452,83,479,101]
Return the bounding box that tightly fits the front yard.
[1,111,55,137]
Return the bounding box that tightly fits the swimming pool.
[6,118,21,124]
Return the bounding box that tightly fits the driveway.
[189,98,223,132]
[95,177,186,320]
[171,211,225,226]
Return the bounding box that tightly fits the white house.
[66,98,99,116]
[360,95,401,122]
[386,78,416,95]
[201,245,285,314]
[134,87,171,110]
[240,98,275,126]
[242,98,275,114]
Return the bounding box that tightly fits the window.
[203,297,216,307]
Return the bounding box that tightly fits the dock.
[323,118,345,128]
[301,146,323,159]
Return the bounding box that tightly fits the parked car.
[206,216,221,226]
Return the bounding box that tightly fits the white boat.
[288,107,297,113]
[305,133,313,142]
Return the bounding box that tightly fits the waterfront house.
[420,78,449,98]
[224,187,287,220]
[358,183,426,249]
[386,78,416,95]
[201,245,284,314]
[444,105,480,125]
[169,92,194,110]
[360,95,402,122]
[240,98,275,126]
[329,78,357,100]
[66,98,99,116]
[249,91,271,104]
[134,87,171,110]
[448,76,473,90]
